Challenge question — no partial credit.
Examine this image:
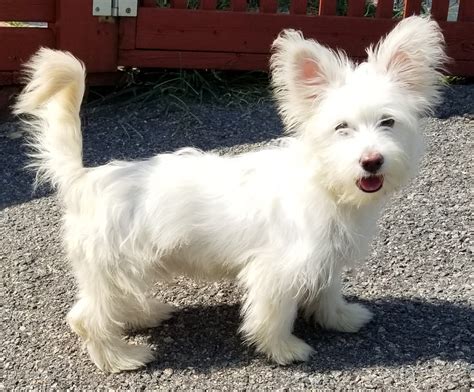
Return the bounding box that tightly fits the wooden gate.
[1,0,473,85]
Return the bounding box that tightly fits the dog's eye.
[380,118,395,128]
[335,122,348,131]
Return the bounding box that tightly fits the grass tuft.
[86,69,272,129]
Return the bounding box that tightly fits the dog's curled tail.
[13,47,86,191]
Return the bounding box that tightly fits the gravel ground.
[1,85,473,390]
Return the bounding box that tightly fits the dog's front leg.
[238,267,314,365]
[304,273,373,333]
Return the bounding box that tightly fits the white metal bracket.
[92,0,138,17]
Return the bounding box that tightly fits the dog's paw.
[89,341,155,373]
[319,302,373,333]
[260,335,314,365]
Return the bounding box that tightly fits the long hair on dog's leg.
[66,255,156,373]
[238,262,314,364]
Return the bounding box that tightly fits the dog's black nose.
[360,152,384,173]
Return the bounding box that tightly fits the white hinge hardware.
[92,0,138,17]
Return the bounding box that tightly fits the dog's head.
[271,16,447,205]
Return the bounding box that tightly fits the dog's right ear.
[367,16,447,115]
[270,29,350,132]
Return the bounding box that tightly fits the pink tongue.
[359,176,383,192]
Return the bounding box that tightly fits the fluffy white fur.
[14,16,446,373]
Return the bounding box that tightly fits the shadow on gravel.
[435,85,474,119]
[146,298,472,373]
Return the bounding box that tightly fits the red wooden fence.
[1,0,473,85]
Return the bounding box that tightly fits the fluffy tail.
[13,47,86,192]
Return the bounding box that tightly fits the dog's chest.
[313,212,373,266]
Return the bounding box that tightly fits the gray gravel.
[1,85,473,390]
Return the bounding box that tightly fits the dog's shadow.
[144,298,472,373]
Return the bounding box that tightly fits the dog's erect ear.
[367,16,448,114]
[271,29,350,132]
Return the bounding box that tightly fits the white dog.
[15,16,446,373]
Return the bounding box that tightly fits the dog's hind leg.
[66,258,158,373]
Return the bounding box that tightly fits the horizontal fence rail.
[0,0,473,86]
[0,0,56,22]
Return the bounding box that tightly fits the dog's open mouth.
[356,175,384,193]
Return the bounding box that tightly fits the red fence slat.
[0,27,55,70]
[347,0,366,17]
[260,0,278,13]
[458,0,474,22]
[142,0,157,6]
[120,50,269,70]
[430,0,449,22]
[319,0,337,15]
[201,0,217,10]
[232,0,247,11]
[376,0,393,18]
[290,0,306,14]
[404,0,422,16]
[0,0,55,22]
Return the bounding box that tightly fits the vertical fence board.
[290,0,306,14]
[232,0,247,11]
[430,0,449,21]
[458,0,474,22]
[260,0,278,13]
[200,0,217,9]
[376,0,393,18]
[319,0,337,15]
[347,0,366,17]
[403,0,422,16]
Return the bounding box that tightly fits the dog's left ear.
[271,29,350,132]
[367,16,448,114]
